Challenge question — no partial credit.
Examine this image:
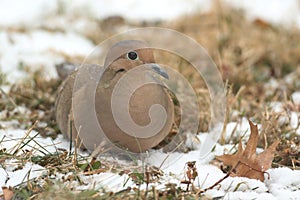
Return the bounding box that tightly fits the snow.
[223,117,252,141]
[290,111,299,129]
[1,115,299,198]
[2,120,295,198]
[0,0,299,198]
[269,102,284,113]
[0,0,211,26]
[0,0,299,81]
[0,0,300,28]
[0,30,94,81]
[292,92,300,105]
[65,172,134,193]
[224,191,276,200]
[0,161,46,194]
[225,0,300,27]
[0,128,71,155]
[63,0,211,21]
[0,0,57,27]
[266,168,300,199]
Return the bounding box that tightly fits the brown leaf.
[244,121,259,158]
[216,120,279,181]
[2,186,14,200]
[257,140,280,171]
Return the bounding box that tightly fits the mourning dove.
[55,40,174,153]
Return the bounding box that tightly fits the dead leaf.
[216,120,280,181]
[181,161,198,192]
[2,186,14,200]
[253,18,274,29]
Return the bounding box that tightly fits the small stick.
[196,161,243,195]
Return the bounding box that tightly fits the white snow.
[1,119,299,198]
[0,128,71,155]
[269,102,284,113]
[0,117,299,198]
[0,161,46,194]
[223,117,251,142]
[0,0,299,80]
[65,172,134,193]
[0,0,300,28]
[63,0,211,21]
[0,0,57,27]
[225,0,300,27]
[266,168,300,199]
[0,30,94,81]
[292,92,300,105]
[290,111,299,129]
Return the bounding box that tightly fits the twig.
[159,140,184,169]
[10,121,38,155]
[196,161,243,195]
[196,171,231,195]
[0,87,18,109]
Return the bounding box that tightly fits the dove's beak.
[150,64,169,79]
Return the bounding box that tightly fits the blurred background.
[1,0,300,80]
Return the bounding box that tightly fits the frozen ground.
[1,119,300,199]
[0,0,300,199]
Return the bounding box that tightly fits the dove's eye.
[127,51,138,60]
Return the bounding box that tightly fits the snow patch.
[0,30,94,81]
[0,161,46,194]
[0,128,71,154]
[223,117,251,141]
[292,92,300,105]
[63,0,211,21]
[266,168,300,199]
[0,0,57,27]
[290,111,299,129]
[224,0,300,27]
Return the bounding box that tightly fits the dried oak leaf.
[2,186,14,200]
[217,121,280,181]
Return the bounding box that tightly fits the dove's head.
[100,40,168,88]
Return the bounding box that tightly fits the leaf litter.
[217,121,279,181]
